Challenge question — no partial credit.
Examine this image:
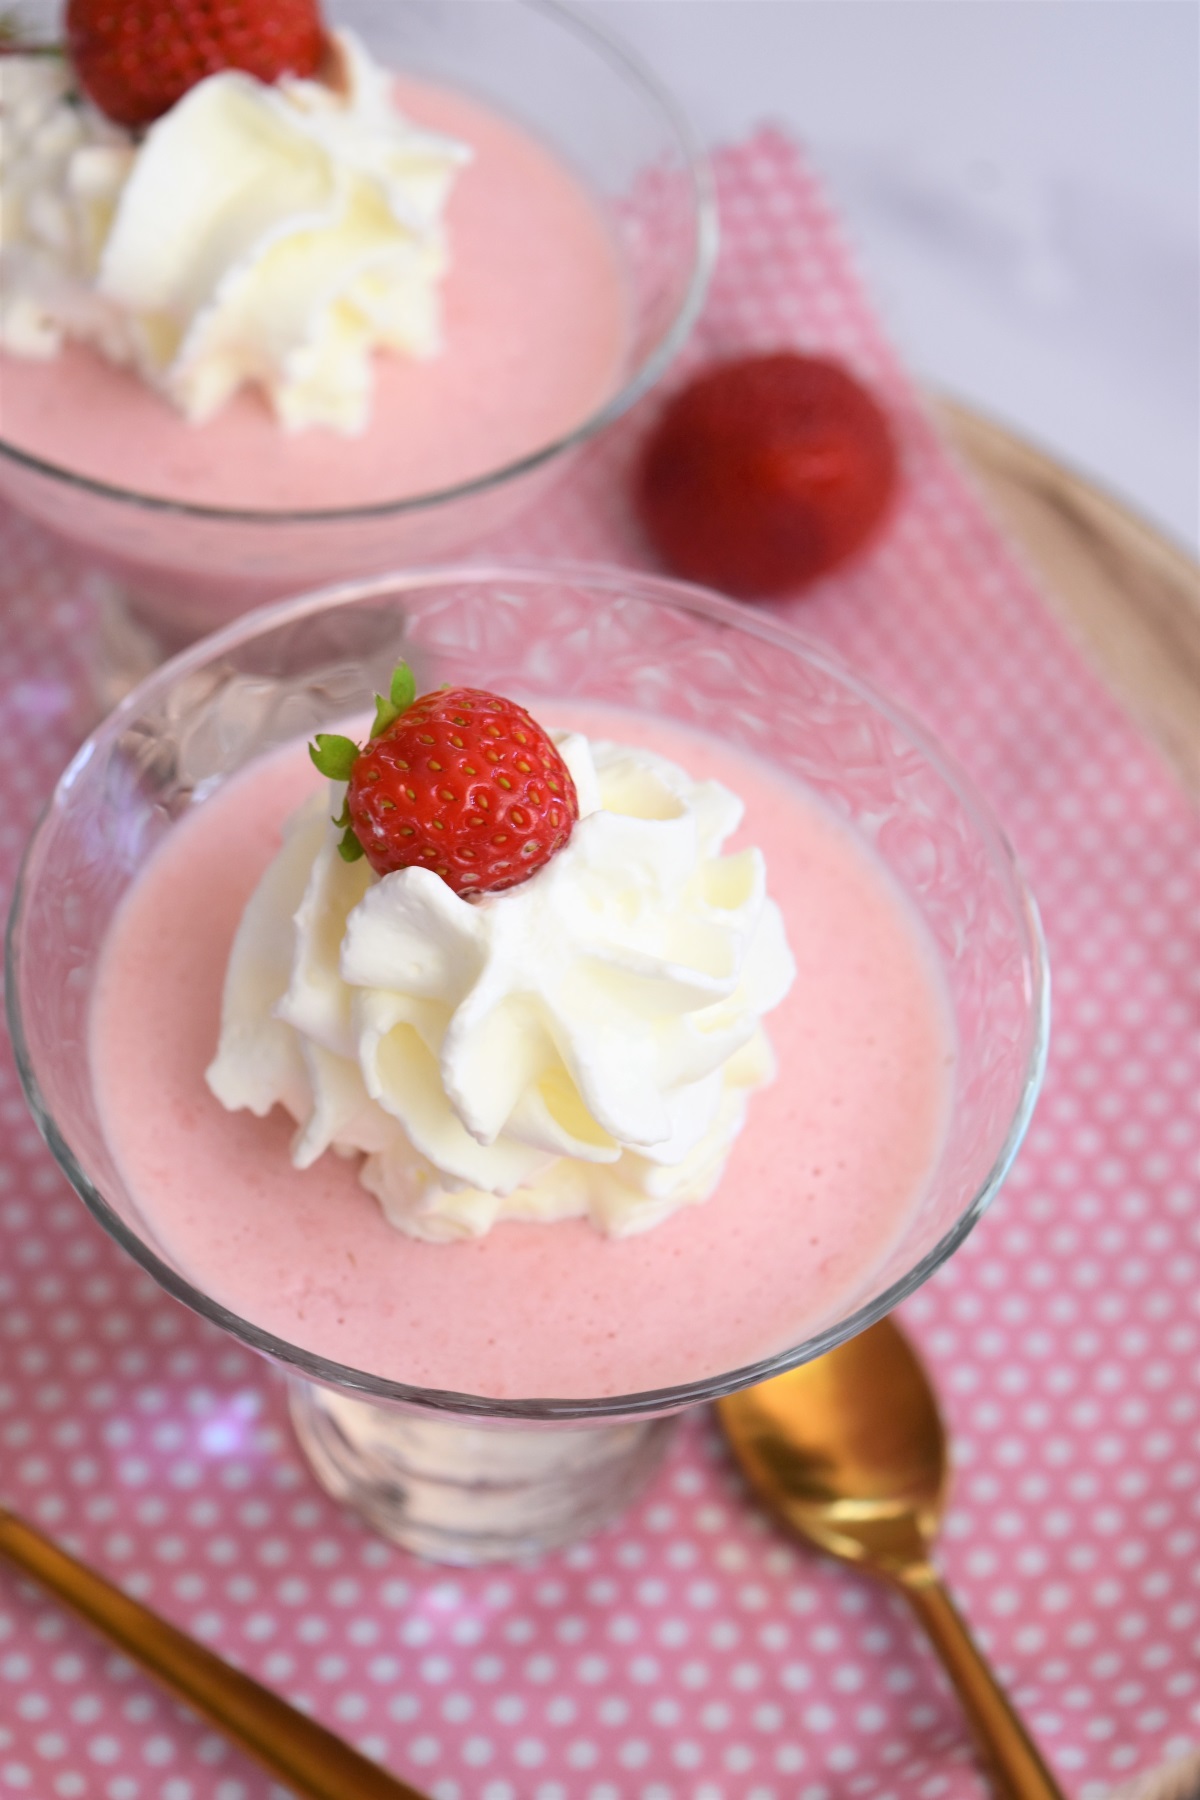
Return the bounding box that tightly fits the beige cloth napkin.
[1111,1753,1200,1800]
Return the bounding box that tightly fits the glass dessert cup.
[7,565,1048,1566]
[0,0,714,702]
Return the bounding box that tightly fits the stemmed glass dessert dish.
[7,566,1048,1564]
[0,1,714,684]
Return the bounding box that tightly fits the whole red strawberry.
[636,352,899,600]
[310,665,579,897]
[67,0,327,129]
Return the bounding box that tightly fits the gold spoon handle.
[901,1571,1066,1800]
[0,1508,428,1800]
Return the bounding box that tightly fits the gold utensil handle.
[0,1507,427,1800]
[901,1571,1066,1800]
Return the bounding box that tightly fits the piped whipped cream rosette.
[206,673,795,1242]
[0,31,470,432]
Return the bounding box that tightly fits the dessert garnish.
[210,710,795,1241]
[309,664,580,894]
[636,351,899,599]
[0,25,470,430]
[66,0,327,128]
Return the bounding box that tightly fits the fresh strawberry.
[635,352,899,600]
[66,0,327,129]
[310,664,579,897]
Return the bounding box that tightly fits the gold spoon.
[0,1505,428,1800]
[716,1316,1067,1800]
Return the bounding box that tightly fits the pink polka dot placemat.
[1,130,1197,1800]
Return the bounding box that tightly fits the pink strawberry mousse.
[90,708,955,1401]
[0,75,627,510]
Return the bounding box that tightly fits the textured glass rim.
[7,561,1050,1423]
[0,0,717,525]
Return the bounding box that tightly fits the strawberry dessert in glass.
[8,567,1047,1563]
[0,2,713,683]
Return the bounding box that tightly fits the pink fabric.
[1,130,1197,1800]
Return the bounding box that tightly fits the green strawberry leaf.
[332,799,351,830]
[367,660,418,739]
[370,695,401,739]
[309,733,359,781]
[390,661,417,711]
[337,826,365,863]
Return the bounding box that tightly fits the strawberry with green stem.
[310,663,579,897]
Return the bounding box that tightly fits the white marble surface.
[588,0,1200,554]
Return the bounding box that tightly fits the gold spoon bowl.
[717,1315,1067,1800]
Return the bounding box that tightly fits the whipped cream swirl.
[0,33,470,432]
[207,731,795,1240]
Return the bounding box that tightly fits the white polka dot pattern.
[0,131,1197,1798]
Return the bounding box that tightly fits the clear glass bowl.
[0,2,714,676]
[7,566,1048,1563]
